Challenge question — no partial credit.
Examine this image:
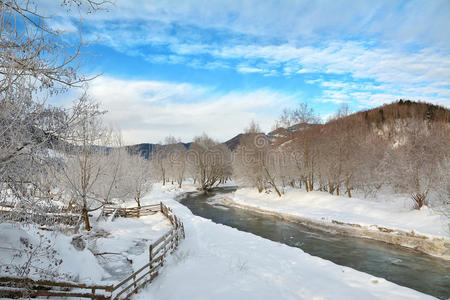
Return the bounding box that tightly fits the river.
[178,186,450,299]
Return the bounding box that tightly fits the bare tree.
[274,102,320,129]
[123,153,152,209]
[164,136,181,185]
[0,0,109,220]
[189,134,231,191]
[91,136,128,206]
[234,123,282,196]
[56,94,113,231]
[150,145,167,186]
[384,119,448,209]
[168,143,187,188]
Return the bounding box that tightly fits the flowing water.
[179,186,450,299]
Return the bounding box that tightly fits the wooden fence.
[0,207,81,227]
[101,204,161,219]
[0,202,185,299]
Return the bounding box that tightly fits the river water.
[178,186,450,299]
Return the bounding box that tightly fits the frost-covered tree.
[0,0,109,219]
[189,134,231,191]
[383,120,449,209]
[168,144,187,188]
[234,122,282,196]
[123,153,152,208]
[56,95,114,231]
[150,145,168,185]
[274,102,320,129]
[92,140,128,206]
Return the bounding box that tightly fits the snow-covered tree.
[234,123,282,196]
[189,134,232,191]
[56,95,114,231]
[123,154,152,208]
[0,0,108,220]
[150,145,168,185]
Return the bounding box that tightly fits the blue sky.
[47,0,450,144]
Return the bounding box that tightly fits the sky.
[46,0,450,144]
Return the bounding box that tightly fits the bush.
[411,193,426,210]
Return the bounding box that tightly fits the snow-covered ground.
[230,187,449,238]
[133,184,435,299]
[0,183,442,299]
[0,211,172,285]
[0,222,106,283]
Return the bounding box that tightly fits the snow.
[0,222,106,283]
[132,184,435,299]
[0,209,172,285]
[0,183,441,299]
[94,212,172,279]
[229,187,449,238]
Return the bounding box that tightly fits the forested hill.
[232,100,449,149]
[126,100,449,156]
[125,142,191,159]
[341,100,449,125]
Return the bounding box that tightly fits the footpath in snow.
[134,184,436,300]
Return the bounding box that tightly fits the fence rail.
[0,202,185,299]
[102,204,161,219]
[0,207,82,227]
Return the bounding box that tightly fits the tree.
[123,153,152,209]
[288,125,320,192]
[274,102,320,129]
[0,0,108,220]
[150,145,167,186]
[91,141,128,206]
[433,157,450,218]
[189,134,231,191]
[57,94,113,231]
[168,143,188,188]
[384,119,448,209]
[234,122,282,196]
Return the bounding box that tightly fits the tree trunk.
[264,167,281,197]
[136,198,141,218]
[329,183,335,195]
[308,177,313,192]
[270,181,282,197]
[82,206,91,231]
[304,179,309,192]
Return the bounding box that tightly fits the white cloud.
[237,66,264,73]
[46,0,450,46]
[85,77,298,145]
[41,0,450,112]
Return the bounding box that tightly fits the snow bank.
[231,188,449,239]
[0,223,106,283]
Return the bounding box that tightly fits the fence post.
[149,244,153,268]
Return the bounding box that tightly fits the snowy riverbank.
[225,187,450,259]
[133,184,436,299]
[231,188,449,238]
